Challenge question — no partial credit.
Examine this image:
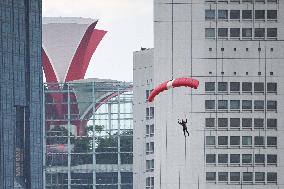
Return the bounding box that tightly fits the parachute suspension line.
[179,171,181,189]
[171,0,174,80]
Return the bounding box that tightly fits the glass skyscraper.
[0,0,43,188]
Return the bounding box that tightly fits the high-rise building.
[0,0,43,188]
[133,48,154,189]
[134,0,284,188]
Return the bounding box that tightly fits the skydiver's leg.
[183,129,186,137]
[186,129,189,136]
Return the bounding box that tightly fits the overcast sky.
[43,0,153,82]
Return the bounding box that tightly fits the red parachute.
[147,77,199,102]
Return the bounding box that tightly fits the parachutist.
[178,119,189,137]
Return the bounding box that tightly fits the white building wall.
[133,49,154,189]
[153,0,284,189]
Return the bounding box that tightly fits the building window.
[267,154,277,164]
[242,28,252,38]
[267,28,277,38]
[230,136,240,146]
[242,118,252,128]
[146,124,154,137]
[146,142,154,155]
[146,90,153,99]
[255,10,265,19]
[146,159,154,172]
[230,82,240,92]
[267,101,277,111]
[205,100,215,110]
[230,172,240,182]
[218,82,227,92]
[218,154,228,164]
[218,100,228,110]
[218,136,228,146]
[254,136,264,146]
[242,136,252,146]
[242,82,252,92]
[146,107,154,119]
[218,28,228,38]
[146,177,154,189]
[206,154,216,164]
[230,118,240,129]
[218,10,228,19]
[230,100,240,110]
[230,10,240,19]
[206,136,215,146]
[255,154,265,164]
[267,119,277,129]
[218,172,228,182]
[254,118,264,129]
[218,118,228,128]
[230,28,240,38]
[243,172,253,182]
[205,82,215,92]
[254,100,264,110]
[205,28,215,38]
[242,10,252,19]
[267,136,277,147]
[267,10,277,20]
[209,48,212,51]
[242,154,252,164]
[206,118,215,128]
[267,172,277,183]
[255,172,265,182]
[254,82,264,93]
[206,172,216,182]
[267,83,277,93]
[205,10,215,20]
[230,154,240,164]
[255,28,265,38]
[267,0,278,2]
[242,100,252,110]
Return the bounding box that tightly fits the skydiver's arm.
[185,119,187,123]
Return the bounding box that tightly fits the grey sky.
[43,0,153,82]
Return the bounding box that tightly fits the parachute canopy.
[147,77,199,102]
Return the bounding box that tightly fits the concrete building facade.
[134,0,284,188]
[0,0,43,188]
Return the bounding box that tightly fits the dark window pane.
[205,10,215,20]
[255,154,265,164]
[206,136,215,145]
[230,10,240,19]
[242,118,252,128]
[218,118,228,128]
[218,28,228,38]
[267,172,277,182]
[205,100,215,110]
[230,100,240,110]
[206,118,215,128]
[206,154,216,163]
[242,154,252,164]
[267,83,277,93]
[218,154,228,164]
[230,136,240,146]
[267,10,277,19]
[230,154,240,163]
[254,82,264,92]
[218,136,228,145]
[254,100,264,110]
[206,172,216,181]
[243,172,253,182]
[242,136,252,146]
[267,119,277,129]
[255,172,265,182]
[230,172,240,182]
[218,10,228,19]
[230,118,240,128]
[242,10,252,19]
[267,154,277,164]
[267,28,277,38]
[254,118,264,128]
[218,82,227,92]
[205,82,215,92]
[218,172,228,181]
[255,28,265,38]
[255,10,265,19]
[218,100,228,110]
[205,28,215,38]
[254,136,264,146]
[230,82,240,92]
[267,136,277,146]
[230,28,240,38]
[242,28,252,38]
[242,100,252,110]
[267,101,277,110]
[242,82,252,92]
